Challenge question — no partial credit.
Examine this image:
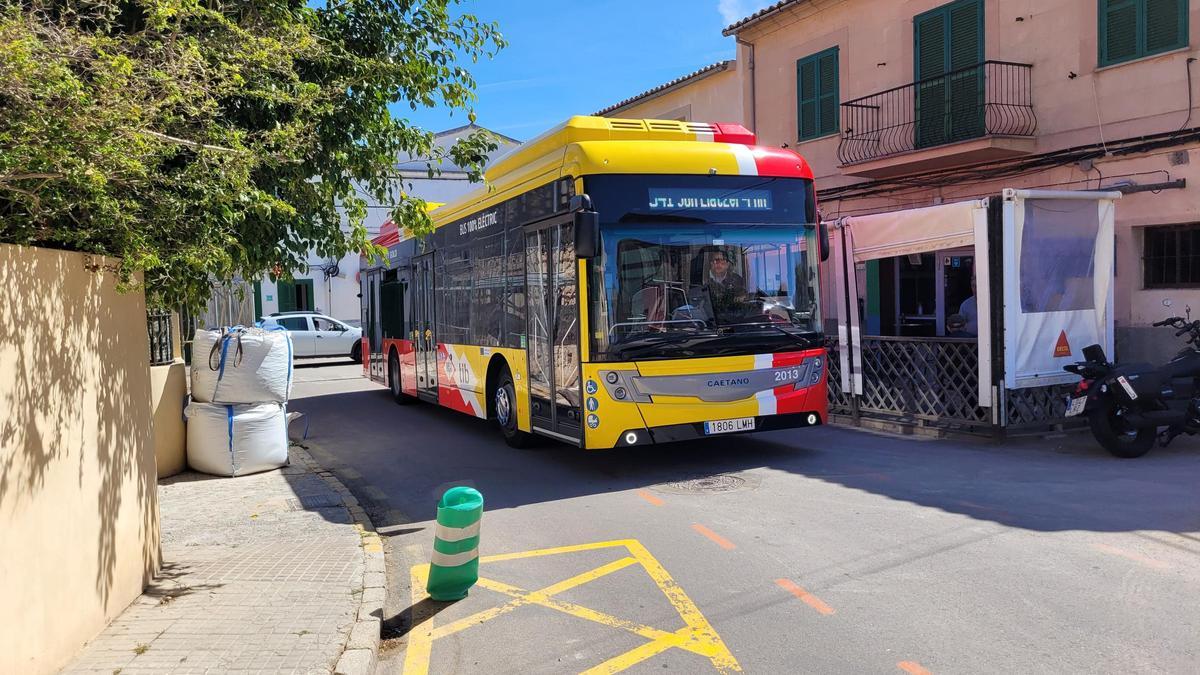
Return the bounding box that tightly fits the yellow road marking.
[476,538,637,563]
[580,634,679,674]
[402,565,435,675]
[428,558,638,641]
[402,539,741,674]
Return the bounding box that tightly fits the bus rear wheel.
[495,372,532,448]
[388,351,414,405]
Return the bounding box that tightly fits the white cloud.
[718,0,778,26]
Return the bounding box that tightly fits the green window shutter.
[948,0,984,141]
[915,10,948,80]
[277,280,296,312]
[1100,0,1188,66]
[915,8,949,148]
[948,0,984,70]
[797,58,818,140]
[1101,0,1140,65]
[817,48,840,136]
[797,47,838,141]
[1146,0,1187,53]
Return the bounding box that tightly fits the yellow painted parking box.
[403,539,741,674]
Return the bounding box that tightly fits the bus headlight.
[605,372,619,384]
[809,357,823,384]
[614,387,627,400]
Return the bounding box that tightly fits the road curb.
[292,447,384,675]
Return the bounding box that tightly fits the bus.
[360,116,828,449]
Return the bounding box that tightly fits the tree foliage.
[0,0,504,308]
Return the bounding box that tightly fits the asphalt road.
[289,362,1200,675]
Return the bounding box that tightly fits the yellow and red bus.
[360,116,827,449]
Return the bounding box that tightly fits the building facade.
[721,0,1199,363]
[595,60,744,123]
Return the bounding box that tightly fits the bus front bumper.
[610,410,825,448]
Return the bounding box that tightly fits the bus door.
[526,220,582,442]
[366,269,385,382]
[412,253,438,399]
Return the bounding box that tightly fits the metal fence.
[147,311,174,366]
[837,61,1036,165]
[825,339,855,416]
[858,337,988,426]
[1005,383,1076,427]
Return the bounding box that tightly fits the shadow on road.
[291,386,1200,535]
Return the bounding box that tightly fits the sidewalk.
[63,448,384,675]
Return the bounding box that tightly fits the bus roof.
[375,115,815,245]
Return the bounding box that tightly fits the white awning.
[845,199,987,262]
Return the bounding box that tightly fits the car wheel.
[350,341,362,364]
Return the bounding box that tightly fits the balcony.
[837,61,1037,178]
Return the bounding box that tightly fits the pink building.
[594,1,1200,430]
[602,0,1199,362]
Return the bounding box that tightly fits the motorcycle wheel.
[1087,401,1155,458]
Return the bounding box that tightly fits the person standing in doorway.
[957,275,978,337]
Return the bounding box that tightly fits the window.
[1019,200,1100,313]
[275,317,309,331]
[313,317,341,331]
[1143,224,1200,287]
[796,47,839,141]
[470,231,505,346]
[1100,0,1189,67]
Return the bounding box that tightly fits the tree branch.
[132,129,245,155]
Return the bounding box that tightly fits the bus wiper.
[618,212,708,223]
[611,331,718,359]
[738,320,822,345]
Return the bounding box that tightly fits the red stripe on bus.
[750,146,815,179]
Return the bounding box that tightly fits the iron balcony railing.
[837,61,1036,165]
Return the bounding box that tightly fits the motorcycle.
[1063,304,1200,458]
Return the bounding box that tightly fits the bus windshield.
[589,223,822,361]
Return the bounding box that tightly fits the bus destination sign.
[647,188,772,211]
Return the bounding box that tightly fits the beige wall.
[0,243,160,674]
[150,360,187,479]
[603,67,744,125]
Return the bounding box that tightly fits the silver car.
[260,311,364,362]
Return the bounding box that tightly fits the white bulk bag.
[191,327,293,403]
[186,401,289,477]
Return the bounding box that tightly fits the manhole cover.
[663,473,747,493]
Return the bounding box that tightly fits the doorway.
[411,254,438,399]
[525,220,581,441]
[277,278,314,313]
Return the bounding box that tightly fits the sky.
[398,0,777,140]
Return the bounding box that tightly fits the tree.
[0,0,505,308]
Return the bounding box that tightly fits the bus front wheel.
[495,372,532,448]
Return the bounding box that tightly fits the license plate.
[1117,375,1139,400]
[704,417,755,435]
[1065,395,1087,417]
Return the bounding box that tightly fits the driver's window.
[313,317,339,331]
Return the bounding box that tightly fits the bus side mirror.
[819,221,830,262]
[574,210,599,258]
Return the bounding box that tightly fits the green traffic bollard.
[426,486,483,601]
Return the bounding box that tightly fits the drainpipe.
[737,37,757,133]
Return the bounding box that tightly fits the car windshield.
[588,223,822,361]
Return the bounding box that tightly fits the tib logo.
[1054,330,1073,358]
